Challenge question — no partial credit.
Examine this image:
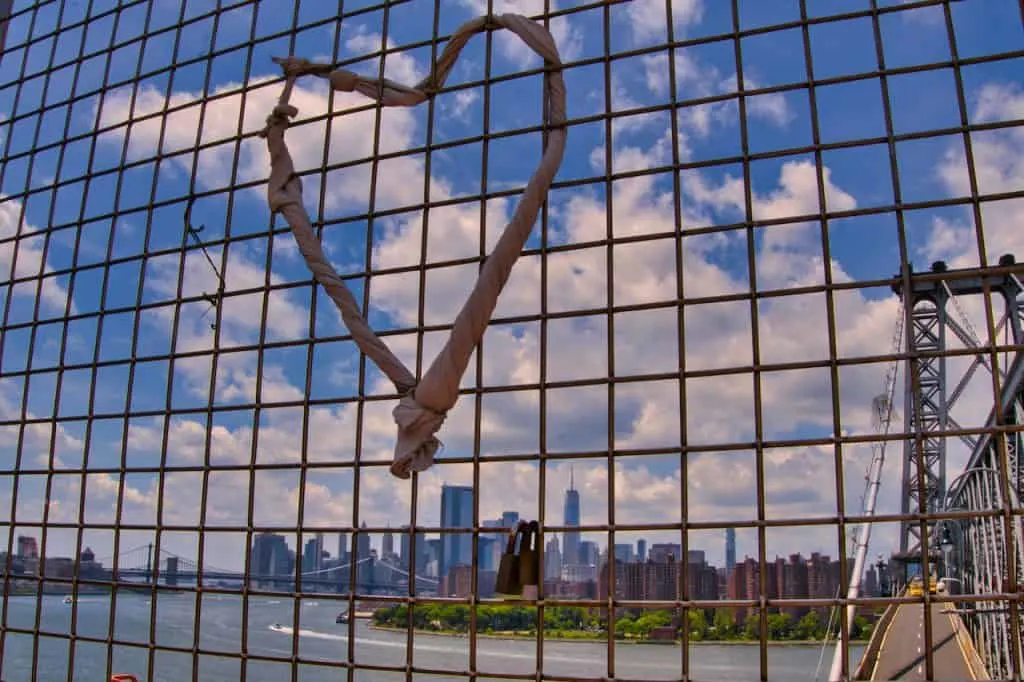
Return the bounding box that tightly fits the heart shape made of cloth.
[262,14,567,479]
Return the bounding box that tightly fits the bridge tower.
[893,255,1023,557]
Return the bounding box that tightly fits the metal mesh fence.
[0,0,1022,680]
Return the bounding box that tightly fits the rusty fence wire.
[0,0,1023,680]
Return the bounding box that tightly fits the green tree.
[767,613,793,640]
[615,614,636,637]
[794,611,823,640]
[743,612,762,640]
[852,615,871,640]
[713,608,739,640]
[688,609,708,641]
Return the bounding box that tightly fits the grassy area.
[368,624,868,645]
[372,604,879,644]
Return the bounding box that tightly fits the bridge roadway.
[869,603,978,681]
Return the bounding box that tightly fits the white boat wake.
[265,624,673,669]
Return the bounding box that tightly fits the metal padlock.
[518,521,539,599]
[495,522,525,596]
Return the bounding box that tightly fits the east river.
[2,594,865,680]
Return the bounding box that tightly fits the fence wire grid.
[1,0,1023,681]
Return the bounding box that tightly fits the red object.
[111,676,138,682]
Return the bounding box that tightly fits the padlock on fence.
[495,521,526,596]
[518,521,540,600]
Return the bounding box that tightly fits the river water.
[1,594,864,681]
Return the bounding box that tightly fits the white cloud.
[643,54,793,132]
[0,198,71,314]
[626,0,704,44]
[95,73,425,215]
[456,1,583,69]
[924,82,1024,267]
[343,29,427,86]
[446,89,480,123]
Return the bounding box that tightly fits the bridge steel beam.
[894,260,1024,557]
[897,271,949,557]
[895,259,1024,680]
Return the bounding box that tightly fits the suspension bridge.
[825,256,1024,682]
[90,544,440,594]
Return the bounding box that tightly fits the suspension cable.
[824,300,903,682]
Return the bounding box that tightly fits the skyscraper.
[16,536,38,559]
[440,484,475,586]
[250,533,291,582]
[563,468,581,566]
[382,528,394,558]
[356,521,372,590]
[399,525,427,574]
[337,532,348,563]
[637,538,647,563]
[725,527,736,573]
[544,535,562,580]
[302,536,324,574]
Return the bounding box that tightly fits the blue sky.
[1,0,1023,573]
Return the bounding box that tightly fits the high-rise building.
[649,543,681,563]
[545,535,562,580]
[302,537,322,574]
[865,564,879,597]
[563,468,581,566]
[250,533,291,582]
[426,538,443,577]
[400,525,428,575]
[440,484,474,587]
[16,536,38,560]
[579,540,599,567]
[614,544,634,563]
[781,553,810,619]
[382,529,394,558]
[725,528,736,573]
[501,511,519,528]
[357,522,371,561]
[337,532,348,563]
[686,550,718,601]
[356,521,372,590]
[636,538,647,563]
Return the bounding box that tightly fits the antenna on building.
[570,465,575,491]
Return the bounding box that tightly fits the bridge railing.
[945,461,1024,680]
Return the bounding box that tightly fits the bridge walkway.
[866,603,986,681]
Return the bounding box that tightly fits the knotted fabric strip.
[262,14,567,479]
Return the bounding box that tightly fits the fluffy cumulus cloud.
[627,0,704,44]
[3,5,1021,574]
[456,0,583,68]
[925,82,1024,267]
[0,199,71,315]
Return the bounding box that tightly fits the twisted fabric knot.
[391,393,447,479]
[329,69,360,92]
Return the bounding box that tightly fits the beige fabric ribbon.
[261,14,567,479]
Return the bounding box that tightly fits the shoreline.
[368,625,867,646]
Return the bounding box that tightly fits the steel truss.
[903,257,1024,681]
[895,259,1024,557]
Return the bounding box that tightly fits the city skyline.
[6,476,880,589]
[0,0,1017,583]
